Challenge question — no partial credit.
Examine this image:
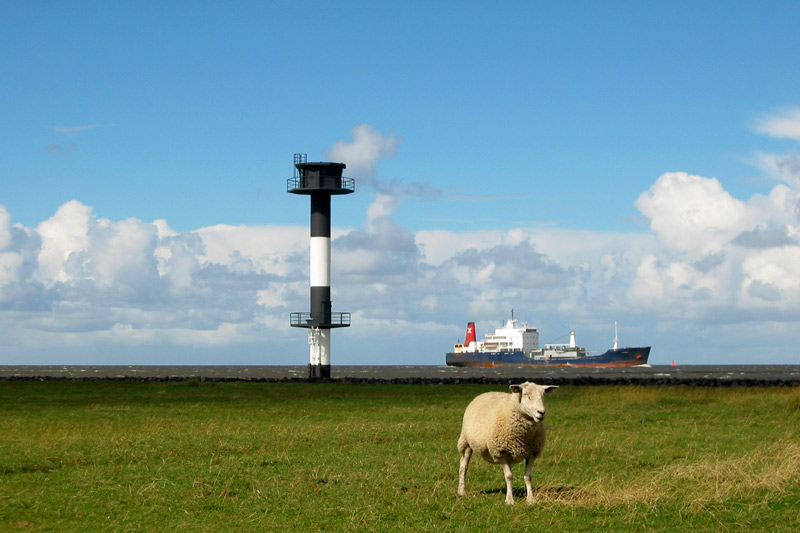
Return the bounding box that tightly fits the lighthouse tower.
[287,153,354,378]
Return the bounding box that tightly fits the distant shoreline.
[1,365,799,386]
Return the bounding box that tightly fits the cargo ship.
[445,315,650,367]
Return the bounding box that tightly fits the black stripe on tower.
[310,194,331,238]
[310,286,331,326]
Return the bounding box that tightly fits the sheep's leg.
[524,455,536,504]
[501,461,515,505]
[457,446,472,496]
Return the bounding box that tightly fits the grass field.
[1,381,798,531]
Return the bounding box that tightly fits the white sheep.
[457,382,558,505]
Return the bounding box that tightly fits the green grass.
[1,381,798,531]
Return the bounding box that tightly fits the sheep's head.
[509,382,558,422]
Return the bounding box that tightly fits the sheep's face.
[510,382,558,422]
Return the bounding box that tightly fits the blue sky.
[2,1,800,365]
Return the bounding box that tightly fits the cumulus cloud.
[626,110,800,325]
[35,200,93,283]
[614,105,800,343]
[3,156,800,364]
[5,115,800,365]
[740,247,800,309]
[629,164,800,325]
[325,123,401,184]
[335,191,423,301]
[324,124,440,202]
[635,172,752,254]
[0,201,303,357]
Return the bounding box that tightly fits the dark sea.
[1,365,799,385]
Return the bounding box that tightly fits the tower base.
[308,363,331,379]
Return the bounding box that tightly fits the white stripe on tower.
[315,329,330,368]
[309,237,331,287]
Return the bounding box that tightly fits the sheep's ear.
[543,385,559,394]
[509,384,522,394]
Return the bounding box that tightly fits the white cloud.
[325,123,400,184]
[2,164,800,365]
[635,172,751,255]
[53,124,105,136]
[629,163,800,327]
[0,206,12,250]
[740,247,800,308]
[577,111,800,340]
[4,116,800,365]
[752,149,800,188]
[365,192,399,226]
[0,251,24,289]
[194,224,307,276]
[35,200,93,283]
[0,202,304,356]
[753,106,800,140]
[324,124,441,202]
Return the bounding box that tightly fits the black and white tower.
[288,153,355,378]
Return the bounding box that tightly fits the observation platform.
[287,161,354,195]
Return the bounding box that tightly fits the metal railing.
[290,312,351,328]
[286,176,355,193]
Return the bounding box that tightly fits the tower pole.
[309,193,332,375]
[287,154,354,379]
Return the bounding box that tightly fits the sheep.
[457,382,558,505]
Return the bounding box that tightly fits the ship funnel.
[465,322,477,349]
[569,331,576,348]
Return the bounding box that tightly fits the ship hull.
[445,347,650,368]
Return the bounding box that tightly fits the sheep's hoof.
[505,498,515,505]
[526,496,536,505]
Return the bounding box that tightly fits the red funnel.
[465,322,476,347]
